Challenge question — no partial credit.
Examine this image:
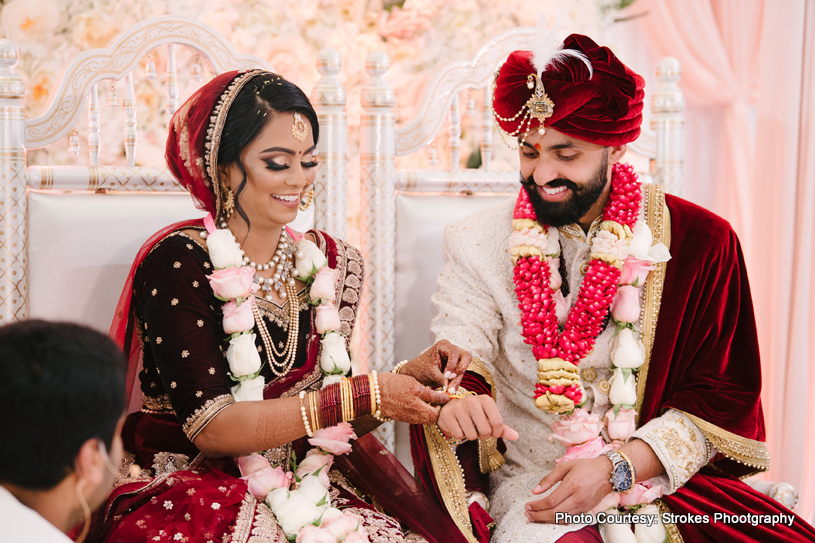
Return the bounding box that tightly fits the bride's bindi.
[534,143,541,151]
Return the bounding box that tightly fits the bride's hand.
[397,340,471,393]
[376,372,451,426]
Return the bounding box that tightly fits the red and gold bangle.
[320,382,341,428]
[339,378,355,422]
[351,374,372,416]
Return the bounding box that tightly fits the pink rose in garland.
[605,407,637,441]
[555,436,614,464]
[208,266,257,300]
[237,453,272,476]
[308,422,357,455]
[296,526,336,543]
[315,304,342,335]
[550,408,602,447]
[310,267,338,302]
[619,256,654,287]
[619,479,664,507]
[610,285,641,323]
[222,297,255,334]
[242,465,293,499]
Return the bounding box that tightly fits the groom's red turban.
[493,34,645,146]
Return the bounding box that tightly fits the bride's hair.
[217,72,319,230]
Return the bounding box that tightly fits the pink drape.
[637,0,815,522]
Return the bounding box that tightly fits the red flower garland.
[512,163,641,409]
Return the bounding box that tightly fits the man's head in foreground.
[0,319,127,537]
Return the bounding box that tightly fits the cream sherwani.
[431,196,711,543]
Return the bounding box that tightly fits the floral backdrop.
[1,0,630,246]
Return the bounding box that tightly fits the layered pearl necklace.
[220,220,299,301]
[512,163,642,413]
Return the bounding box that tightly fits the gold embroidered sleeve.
[468,357,505,474]
[678,410,770,476]
[182,394,235,441]
[629,409,711,493]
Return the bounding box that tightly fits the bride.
[93,69,472,543]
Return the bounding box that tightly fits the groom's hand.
[438,394,519,441]
[524,457,613,523]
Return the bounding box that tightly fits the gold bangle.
[308,391,321,432]
[299,391,313,437]
[392,360,409,374]
[340,378,355,423]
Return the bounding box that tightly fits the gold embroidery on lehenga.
[341,507,407,543]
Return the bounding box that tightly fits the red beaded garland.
[514,163,642,404]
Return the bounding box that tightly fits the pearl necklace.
[220,221,298,301]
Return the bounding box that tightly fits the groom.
[418,32,815,543]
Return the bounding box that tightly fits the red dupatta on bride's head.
[110,69,271,412]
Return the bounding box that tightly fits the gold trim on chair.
[679,411,771,475]
[635,184,671,424]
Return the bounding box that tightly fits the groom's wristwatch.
[603,450,636,494]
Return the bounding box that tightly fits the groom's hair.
[0,319,126,489]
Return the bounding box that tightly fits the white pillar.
[359,50,396,451]
[311,48,347,238]
[0,39,27,323]
[651,57,685,196]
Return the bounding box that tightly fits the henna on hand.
[376,372,450,425]
[399,340,472,392]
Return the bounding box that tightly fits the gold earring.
[75,479,91,543]
[222,186,235,218]
[299,186,314,211]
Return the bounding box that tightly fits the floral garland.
[511,162,642,413]
[203,215,353,401]
[511,165,672,539]
[237,423,371,542]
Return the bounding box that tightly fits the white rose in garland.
[294,238,328,279]
[231,375,265,402]
[226,333,263,377]
[609,368,638,407]
[206,228,244,269]
[611,328,646,369]
[320,333,352,375]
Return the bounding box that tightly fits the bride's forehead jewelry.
[292,112,308,142]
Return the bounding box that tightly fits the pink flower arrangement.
[321,512,363,541]
[555,436,614,464]
[610,285,641,323]
[222,298,255,334]
[208,266,257,300]
[308,422,358,455]
[550,408,603,447]
[605,408,637,441]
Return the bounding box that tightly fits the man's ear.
[74,439,104,486]
[609,144,627,165]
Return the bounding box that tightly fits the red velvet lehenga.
[86,224,464,543]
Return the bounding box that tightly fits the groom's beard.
[521,152,609,227]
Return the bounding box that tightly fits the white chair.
[0,16,350,333]
[356,27,685,458]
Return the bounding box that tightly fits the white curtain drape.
[636,0,814,522]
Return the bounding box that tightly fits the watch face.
[612,463,634,492]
